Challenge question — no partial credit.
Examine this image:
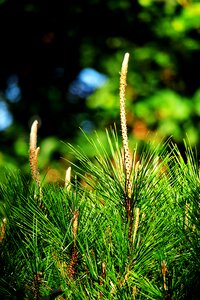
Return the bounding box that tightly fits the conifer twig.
[99,262,106,299]
[68,210,79,279]
[65,166,71,191]
[72,210,78,244]
[120,52,132,198]
[184,202,189,231]
[0,218,6,243]
[29,120,41,194]
[132,207,140,245]
[161,260,172,299]
[120,53,133,238]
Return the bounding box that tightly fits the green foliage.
[1,2,200,296]
[1,0,200,177]
[81,0,200,150]
[0,130,200,299]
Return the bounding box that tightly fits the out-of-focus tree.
[0,0,200,181]
[86,1,200,145]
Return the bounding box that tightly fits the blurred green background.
[0,0,200,183]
